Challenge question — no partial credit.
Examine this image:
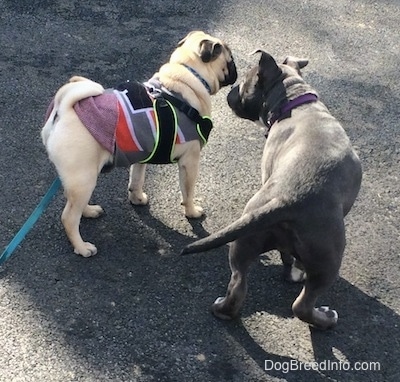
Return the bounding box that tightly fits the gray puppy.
[182,51,362,330]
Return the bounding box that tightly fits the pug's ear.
[177,31,199,47]
[178,37,187,47]
[253,50,282,85]
[283,56,309,73]
[199,40,223,62]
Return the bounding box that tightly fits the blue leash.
[0,177,62,266]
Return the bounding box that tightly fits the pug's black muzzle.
[220,59,238,87]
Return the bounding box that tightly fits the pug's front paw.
[183,204,204,219]
[129,190,149,205]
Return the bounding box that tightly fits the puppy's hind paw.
[74,242,98,257]
[317,306,338,321]
[309,306,338,330]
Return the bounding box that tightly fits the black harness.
[116,80,213,165]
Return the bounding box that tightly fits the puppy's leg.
[291,223,344,329]
[128,163,148,205]
[292,271,339,330]
[281,252,306,283]
[177,144,203,218]
[212,232,266,319]
[61,169,100,257]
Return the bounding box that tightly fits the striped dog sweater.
[71,81,213,166]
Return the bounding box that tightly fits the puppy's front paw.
[211,297,236,320]
[184,204,204,219]
[74,242,98,257]
[129,190,149,206]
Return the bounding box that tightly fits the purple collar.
[267,93,318,128]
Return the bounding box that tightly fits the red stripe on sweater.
[115,102,140,152]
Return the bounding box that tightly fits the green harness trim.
[196,116,212,145]
[141,98,178,164]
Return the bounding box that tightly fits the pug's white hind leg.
[60,169,99,257]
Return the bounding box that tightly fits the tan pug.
[41,31,237,257]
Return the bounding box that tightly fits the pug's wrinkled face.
[171,31,237,93]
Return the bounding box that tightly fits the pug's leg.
[128,163,148,205]
[178,145,203,218]
[60,168,99,257]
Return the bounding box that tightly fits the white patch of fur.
[290,264,306,282]
[319,306,339,322]
[253,117,265,128]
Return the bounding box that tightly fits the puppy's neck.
[263,78,316,116]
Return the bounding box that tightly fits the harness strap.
[143,98,177,164]
[160,92,213,143]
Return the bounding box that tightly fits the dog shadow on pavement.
[2,197,397,381]
[128,203,398,381]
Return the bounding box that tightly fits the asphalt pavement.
[0,1,399,381]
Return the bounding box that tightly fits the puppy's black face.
[227,66,263,121]
[227,51,309,123]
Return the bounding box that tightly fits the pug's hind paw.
[74,242,98,257]
[83,204,104,218]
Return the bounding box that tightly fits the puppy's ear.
[199,40,223,62]
[283,56,309,73]
[256,50,282,85]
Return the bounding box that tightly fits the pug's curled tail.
[42,77,104,145]
[181,198,293,255]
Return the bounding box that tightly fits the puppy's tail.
[42,76,104,145]
[181,198,293,255]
